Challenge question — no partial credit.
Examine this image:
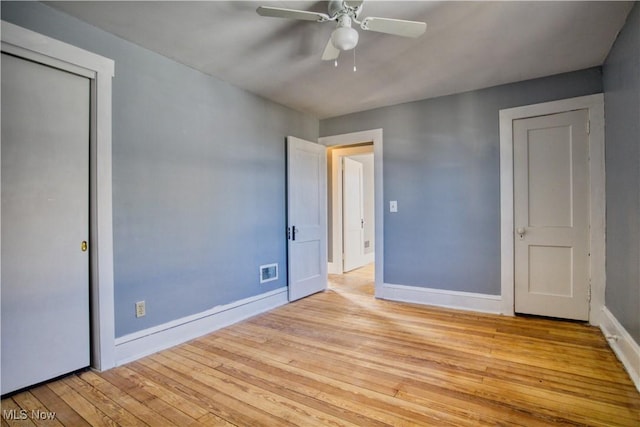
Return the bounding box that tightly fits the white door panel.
[514,109,590,320]
[287,137,327,301]
[343,157,366,272]
[1,53,90,394]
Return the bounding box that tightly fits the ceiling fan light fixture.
[331,26,359,51]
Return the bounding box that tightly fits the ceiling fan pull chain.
[353,48,357,72]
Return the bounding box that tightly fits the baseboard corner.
[599,306,640,393]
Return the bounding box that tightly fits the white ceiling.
[47,1,634,119]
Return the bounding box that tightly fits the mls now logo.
[3,409,56,421]
[3,409,28,420]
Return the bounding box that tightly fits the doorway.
[328,145,375,274]
[329,263,375,298]
[343,154,375,272]
[319,129,383,297]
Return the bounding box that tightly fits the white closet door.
[2,53,90,394]
[513,109,590,320]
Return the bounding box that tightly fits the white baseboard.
[379,283,502,314]
[114,287,288,366]
[599,306,640,392]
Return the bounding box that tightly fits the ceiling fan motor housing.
[328,0,362,19]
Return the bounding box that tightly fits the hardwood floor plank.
[155,349,365,427]
[78,370,177,426]
[190,412,237,427]
[193,332,480,426]
[177,344,391,427]
[1,398,37,427]
[45,381,115,427]
[115,364,207,421]
[59,376,146,426]
[3,264,639,426]
[29,384,91,427]
[133,357,289,427]
[10,391,63,427]
[97,368,197,426]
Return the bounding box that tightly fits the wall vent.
[260,263,278,284]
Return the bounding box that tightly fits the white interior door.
[514,109,590,320]
[287,137,327,301]
[1,53,91,394]
[343,157,366,272]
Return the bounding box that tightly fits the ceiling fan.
[256,0,427,61]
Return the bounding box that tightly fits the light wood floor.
[2,264,639,426]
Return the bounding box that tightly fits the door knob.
[516,227,526,240]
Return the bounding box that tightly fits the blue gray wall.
[4,1,636,342]
[603,2,640,343]
[1,2,319,337]
[321,69,603,295]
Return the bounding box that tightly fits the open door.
[343,157,366,272]
[286,137,328,301]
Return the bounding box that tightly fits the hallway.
[328,263,375,297]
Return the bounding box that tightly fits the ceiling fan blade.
[321,38,340,61]
[360,17,426,38]
[257,6,330,22]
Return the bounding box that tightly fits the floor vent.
[260,263,278,284]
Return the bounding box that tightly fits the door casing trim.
[499,93,605,324]
[1,21,116,370]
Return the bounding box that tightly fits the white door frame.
[499,94,605,325]
[319,129,383,297]
[1,21,116,370]
[328,145,374,274]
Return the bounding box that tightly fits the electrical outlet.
[135,301,146,318]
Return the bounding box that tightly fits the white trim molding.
[114,287,288,366]
[319,129,384,297]
[499,94,606,322]
[599,307,640,392]
[379,284,502,314]
[1,21,116,371]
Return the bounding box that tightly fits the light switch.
[390,200,398,212]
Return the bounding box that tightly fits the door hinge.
[586,120,590,135]
[287,227,291,240]
[587,286,591,302]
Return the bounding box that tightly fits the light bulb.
[331,26,359,51]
